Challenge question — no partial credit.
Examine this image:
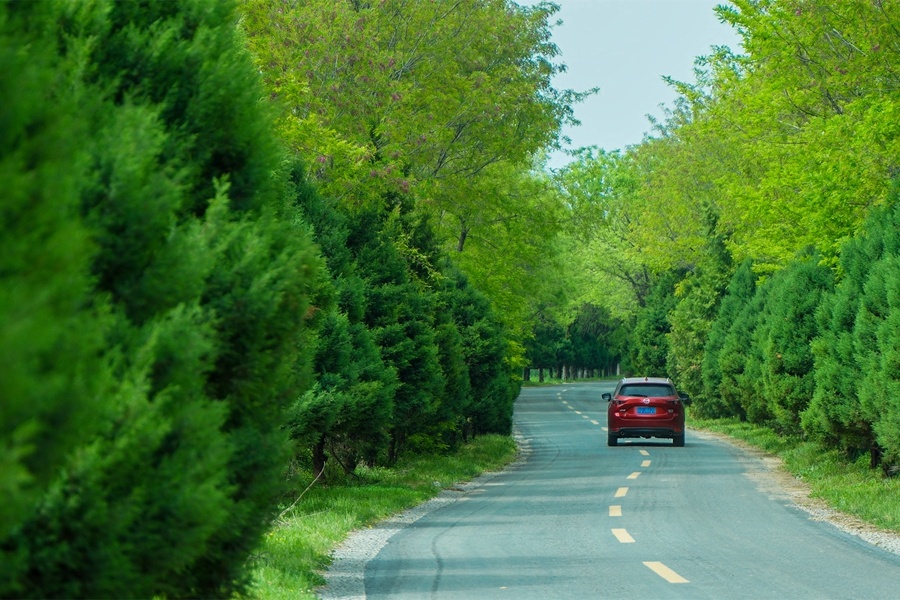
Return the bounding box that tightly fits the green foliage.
[240,0,581,351]
[666,206,732,400]
[290,162,518,465]
[700,259,756,418]
[857,256,900,468]
[524,303,626,380]
[0,0,112,577]
[239,0,578,204]
[847,199,900,469]
[525,315,567,371]
[715,275,770,423]
[758,251,833,434]
[555,148,652,320]
[1,1,326,596]
[629,271,682,376]
[680,0,900,268]
[567,304,626,376]
[803,199,900,464]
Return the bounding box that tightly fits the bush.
[803,198,900,467]
[759,251,833,434]
[1,1,326,596]
[700,259,756,418]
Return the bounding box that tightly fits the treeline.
[0,0,571,597]
[553,0,900,474]
[524,303,627,380]
[698,203,900,471]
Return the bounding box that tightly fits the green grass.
[691,416,900,533]
[522,375,618,387]
[247,435,518,599]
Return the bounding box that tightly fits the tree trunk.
[312,435,327,479]
[456,224,469,252]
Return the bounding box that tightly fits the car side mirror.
[602,392,612,401]
[679,393,692,406]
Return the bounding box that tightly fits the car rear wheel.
[607,432,618,446]
[673,433,685,447]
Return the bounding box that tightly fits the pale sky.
[518,0,742,168]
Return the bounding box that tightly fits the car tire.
[607,432,618,447]
[673,433,685,447]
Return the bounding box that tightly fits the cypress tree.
[443,267,517,437]
[737,281,773,424]
[759,251,833,434]
[630,270,682,376]
[288,165,397,471]
[2,1,326,596]
[666,204,732,401]
[0,3,112,586]
[717,276,771,423]
[851,201,900,469]
[700,259,756,418]
[803,199,900,465]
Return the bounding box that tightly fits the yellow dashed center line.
[627,472,641,480]
[612,528,635,543]
[601,426,608,431]
[615,487,629,497]
[575,410,582,415]
[591,420,600,425]
[641,460,651,467]
[639,450,650,456]
[609,505,622,517]
[644,562,689,583]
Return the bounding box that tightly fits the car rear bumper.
[611,427,681,439]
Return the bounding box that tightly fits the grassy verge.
[247,434,518,599]
[522,376,618,387]
[690,417,900,532]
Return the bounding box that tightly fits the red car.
[602,377,691,447]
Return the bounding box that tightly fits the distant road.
[359,382,900,599]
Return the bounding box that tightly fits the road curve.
[322,382,900,599]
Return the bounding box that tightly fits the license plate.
[636,407,656,415]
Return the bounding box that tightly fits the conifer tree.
[759,251,833,434]
[630,271,682,376]
[700,260,756,418]
[843,199,900,468]
[0,3,112,581]
[1,1,325,596]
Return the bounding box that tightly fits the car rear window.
[618,384,675,397]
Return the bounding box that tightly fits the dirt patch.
[694,429,900,556]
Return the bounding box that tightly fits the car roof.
[619,376,671,385]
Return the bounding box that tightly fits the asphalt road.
[361,382,900,599]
